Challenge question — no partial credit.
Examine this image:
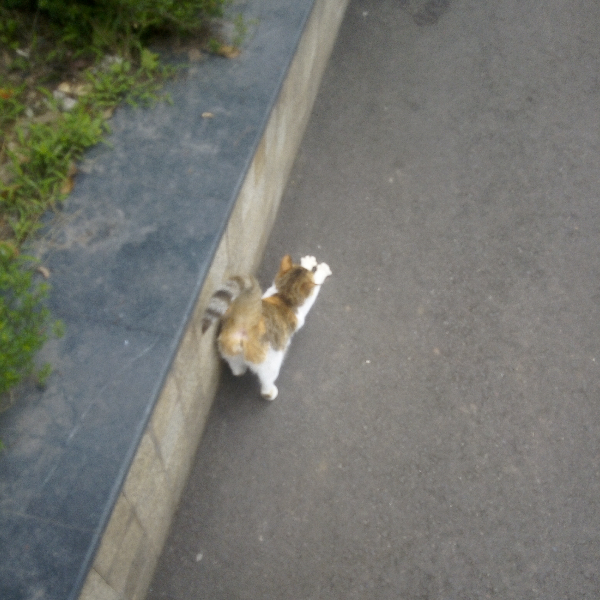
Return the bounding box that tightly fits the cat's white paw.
[300,255,317,271]
[313,262,332,284]
[231,365,248,376]
[261,385,278,400]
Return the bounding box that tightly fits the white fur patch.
[313,262,332,284]
[301,255,318,270]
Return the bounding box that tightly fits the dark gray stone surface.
[149,0,600,598]
[0,1,318,598]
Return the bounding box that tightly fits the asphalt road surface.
[148,1,600,598]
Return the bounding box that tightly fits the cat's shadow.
[210,367,273,421]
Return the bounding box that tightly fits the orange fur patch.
[261,296,296,351]
[279,254,293,274]
[217,255,317,361]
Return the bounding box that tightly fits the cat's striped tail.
[201,275,256,334]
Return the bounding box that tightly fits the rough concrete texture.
[148,0,600,598]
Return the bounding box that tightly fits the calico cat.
[201,255,332,399]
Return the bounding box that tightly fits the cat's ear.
[279,254,293,274]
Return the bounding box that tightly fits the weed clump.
[4,0,225,58]
[0,242,61,397]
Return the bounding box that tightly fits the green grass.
[2,55,174,242]
[0,0,232,403]
[0,242,63,396]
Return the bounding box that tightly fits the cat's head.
[274,255,316,305]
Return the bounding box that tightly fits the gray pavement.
[147,0,600,598]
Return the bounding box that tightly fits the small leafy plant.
[0,242,62,396]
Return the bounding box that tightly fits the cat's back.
[258,260,317,348]
[261,295,297,350]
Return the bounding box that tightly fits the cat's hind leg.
[224,353,248,376]
[249,349,286,400]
